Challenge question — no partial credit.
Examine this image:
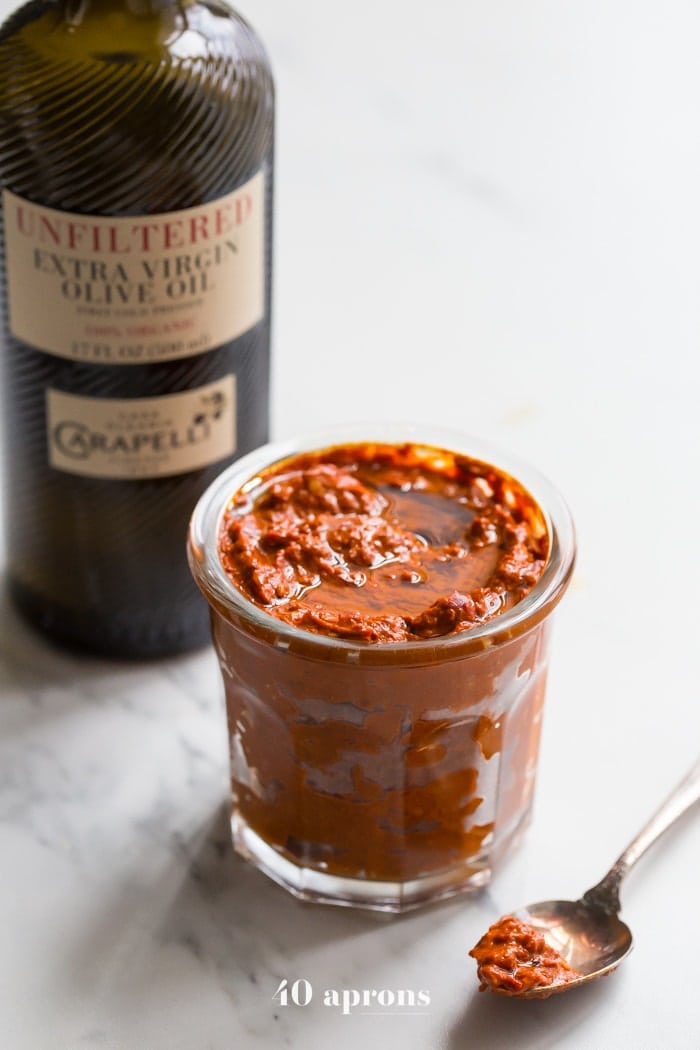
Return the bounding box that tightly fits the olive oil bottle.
[0,0,274,656]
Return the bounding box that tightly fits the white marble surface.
[2,0,700,1047]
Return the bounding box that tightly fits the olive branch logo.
[192,390,226,426]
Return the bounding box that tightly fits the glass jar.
[188,425,575,912]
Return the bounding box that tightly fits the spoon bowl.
[513,900,633,997]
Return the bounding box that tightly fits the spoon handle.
[582,756,700,915]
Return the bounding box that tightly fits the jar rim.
[187,423,576,661]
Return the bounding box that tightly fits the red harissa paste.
[470,915,582,997]
[218,442,548,642]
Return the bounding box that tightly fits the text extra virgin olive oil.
[0,0,274,656]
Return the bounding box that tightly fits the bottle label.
[46,375,236,479]
[3,172,265,364]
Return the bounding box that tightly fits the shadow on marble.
[53,794,451,1042]
[448,974,614,1050]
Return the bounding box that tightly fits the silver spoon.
[482,756,700,998]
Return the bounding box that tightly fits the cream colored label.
[46,375,236,479]
[3,173,264,364]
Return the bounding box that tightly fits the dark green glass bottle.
[0,0,274,656]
